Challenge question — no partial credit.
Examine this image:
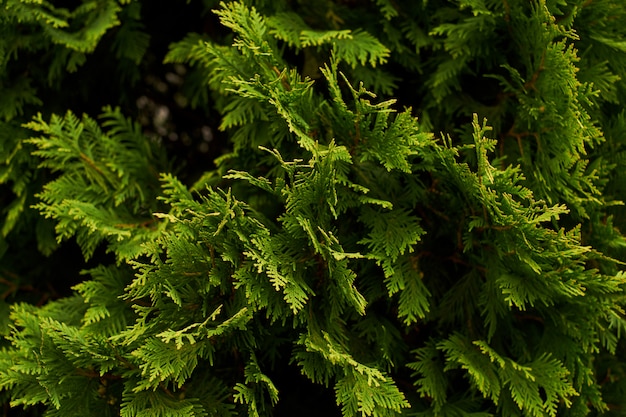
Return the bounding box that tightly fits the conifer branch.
[1,1,625,416]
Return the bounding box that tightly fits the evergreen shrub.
[1,0,626,416]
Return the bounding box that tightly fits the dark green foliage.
[1,0,626,416]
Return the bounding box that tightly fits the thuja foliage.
[1,0,626,416]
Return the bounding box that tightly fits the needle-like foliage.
[1,1,626,416]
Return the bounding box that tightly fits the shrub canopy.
[1,1,626,416]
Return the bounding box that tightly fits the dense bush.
[1,0,626,416]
